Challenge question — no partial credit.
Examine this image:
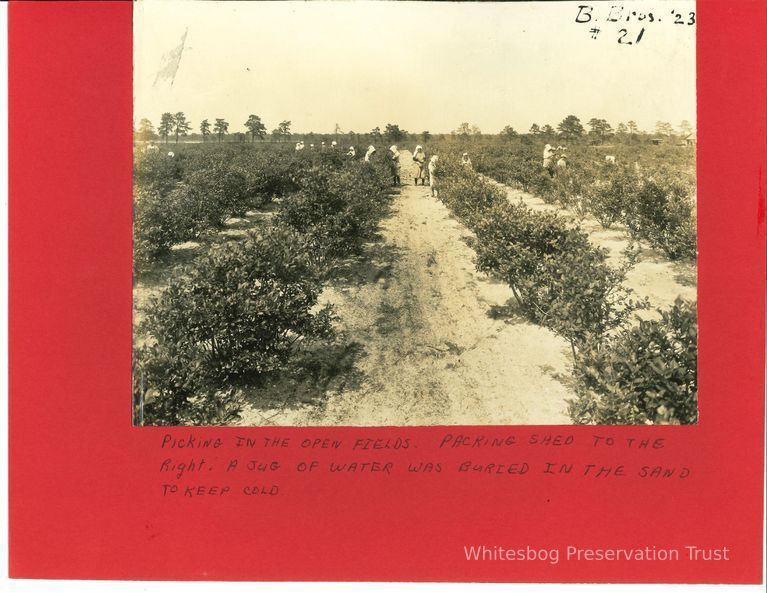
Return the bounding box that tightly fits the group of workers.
[293,141,464,198]
[384,145,437,193]
[544,144,639,175]
[295,140,340,151]
[144,136,480,199]
[543,143,569,177]
[384,145,470,197]
[143,142,174,158]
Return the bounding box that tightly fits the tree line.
[135,112,293,144]
[464,117,693,144]
[135,112,694,146]
[135,115,417,145]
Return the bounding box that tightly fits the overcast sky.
[134,0,696,135]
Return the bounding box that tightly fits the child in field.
[412,145,427,185]
[461,152,473,169]
[390,145,401,186]
[348,146,356,158]
[364,145,376,162]
[428,155,439,197]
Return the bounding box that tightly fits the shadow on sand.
[242,216,405,416]
[328,237,402,289]
[240,340,366,414]
[486,298,529,324]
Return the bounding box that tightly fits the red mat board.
[7,0,765,583]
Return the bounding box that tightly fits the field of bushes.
[133,136,697,426]
[133,143,394,425]
[435,153,697,425]
[471,141,697,262]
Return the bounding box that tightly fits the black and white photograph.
[132,0,697,427]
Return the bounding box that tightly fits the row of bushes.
[439,162,643,356]
[134,157,392,425]
[569,298,698,425]
[277,159,393,269]
[436,158,697,425]
[134,226,334,425]
[474,144,697,261]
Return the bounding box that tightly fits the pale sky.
[134,0,696,135]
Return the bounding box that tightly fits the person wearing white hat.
[347,146,356,158]
[364,145,376,162]
[389,145,401,186]
[412,145,427,185]
[461,152,473,169]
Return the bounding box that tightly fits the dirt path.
[239,151,573,426]
[493,181,697,313]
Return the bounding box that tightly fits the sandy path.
[240,152,573,426]
[493,182,697,313]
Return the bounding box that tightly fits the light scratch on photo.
[153,28,187,87]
